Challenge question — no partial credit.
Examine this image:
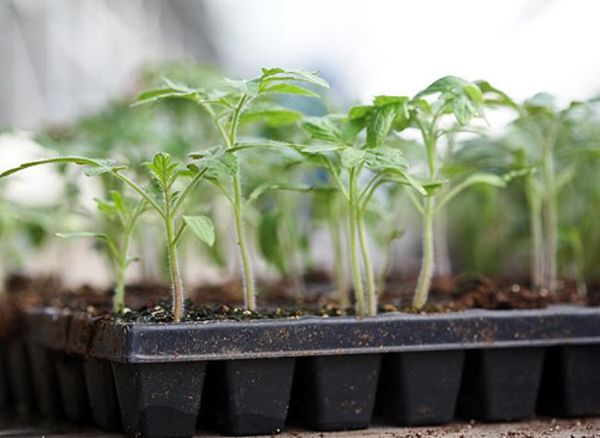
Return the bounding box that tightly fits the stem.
[202,98,256,309]
[164,190,185,322]
[413,196,435,309]
[233,173,256,309]
[357,211,377,316]
[113,232,130,313]
[526,178,544,288]
[434,208,452,276]
[348,169,365,316]
[542,132,559,293]
[329,201,349,307]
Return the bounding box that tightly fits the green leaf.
[373,95,409,107]
[190,146,239,179]
[364,147,408,171]
[146,152,180,190]
[340,147,365,168]
[415,76,478,100]
[183,215,215,247]
[302,117,343,143]
[226,139,304,154]
[452,94,478,125]
[348,105,371,120]
[475,80,518,110]
[367,105,397,148]
[262,83,319,97]
[109,191,127,217]
[0,156,124,179]
[259,68,329,89]
[132,81,200,107]
[219,77,260,97]
[241,104,302,127]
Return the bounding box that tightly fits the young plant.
[0,154,215,321]
[478,82,592,293]
[404,77,513,308]
[300,100,425,316]
[134,67,328,310]
[55,191,146,312]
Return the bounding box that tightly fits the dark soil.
[1,272,597,326]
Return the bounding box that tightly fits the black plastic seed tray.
[1,305,599,438]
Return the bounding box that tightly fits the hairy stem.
[542,145,558,293]
[348,169,365,316]
[357,212,377,316]
[329,203,349,307]
[203,99,256,309]
[164,190,184,322]
[526,178,544,288]
[233,173,256,310]
[413,196,435,309]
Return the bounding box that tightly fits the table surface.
[1,415,599,438]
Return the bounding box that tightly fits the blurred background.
[3,0,600,129]
[1,0,600,293]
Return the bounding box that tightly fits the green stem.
[526,178,544,288]
[413,196,435,309]
[164,190,184,322]
[348,169,365,316]
[113,229,131,313]
[329,201,348,307]
[233,173,256,310]
[356,211,377,316]
[202,98,256,309]
[542,138,558,293]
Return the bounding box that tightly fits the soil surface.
[0,416,599,437]
[1,272,597,325]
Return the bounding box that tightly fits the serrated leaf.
[146,152,180,190]
[219,78,260,97]
[415,76,475,99]
[241,104,302,127]
[363,146,408,171]
[453,94,478,125]
[367,105,397,148]
[259,68,329,89]
[262,83,319,97]
[302,117,343,143]
[183,215,215,247]
[340,147,365,168]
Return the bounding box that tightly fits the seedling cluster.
[2,66,600,320]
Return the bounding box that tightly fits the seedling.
[478,82,592,293]
[55,190,146,312]
[300,99,425,316]
[403,77,514,308]
[0,154,215,321]
[134,67,328,310]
